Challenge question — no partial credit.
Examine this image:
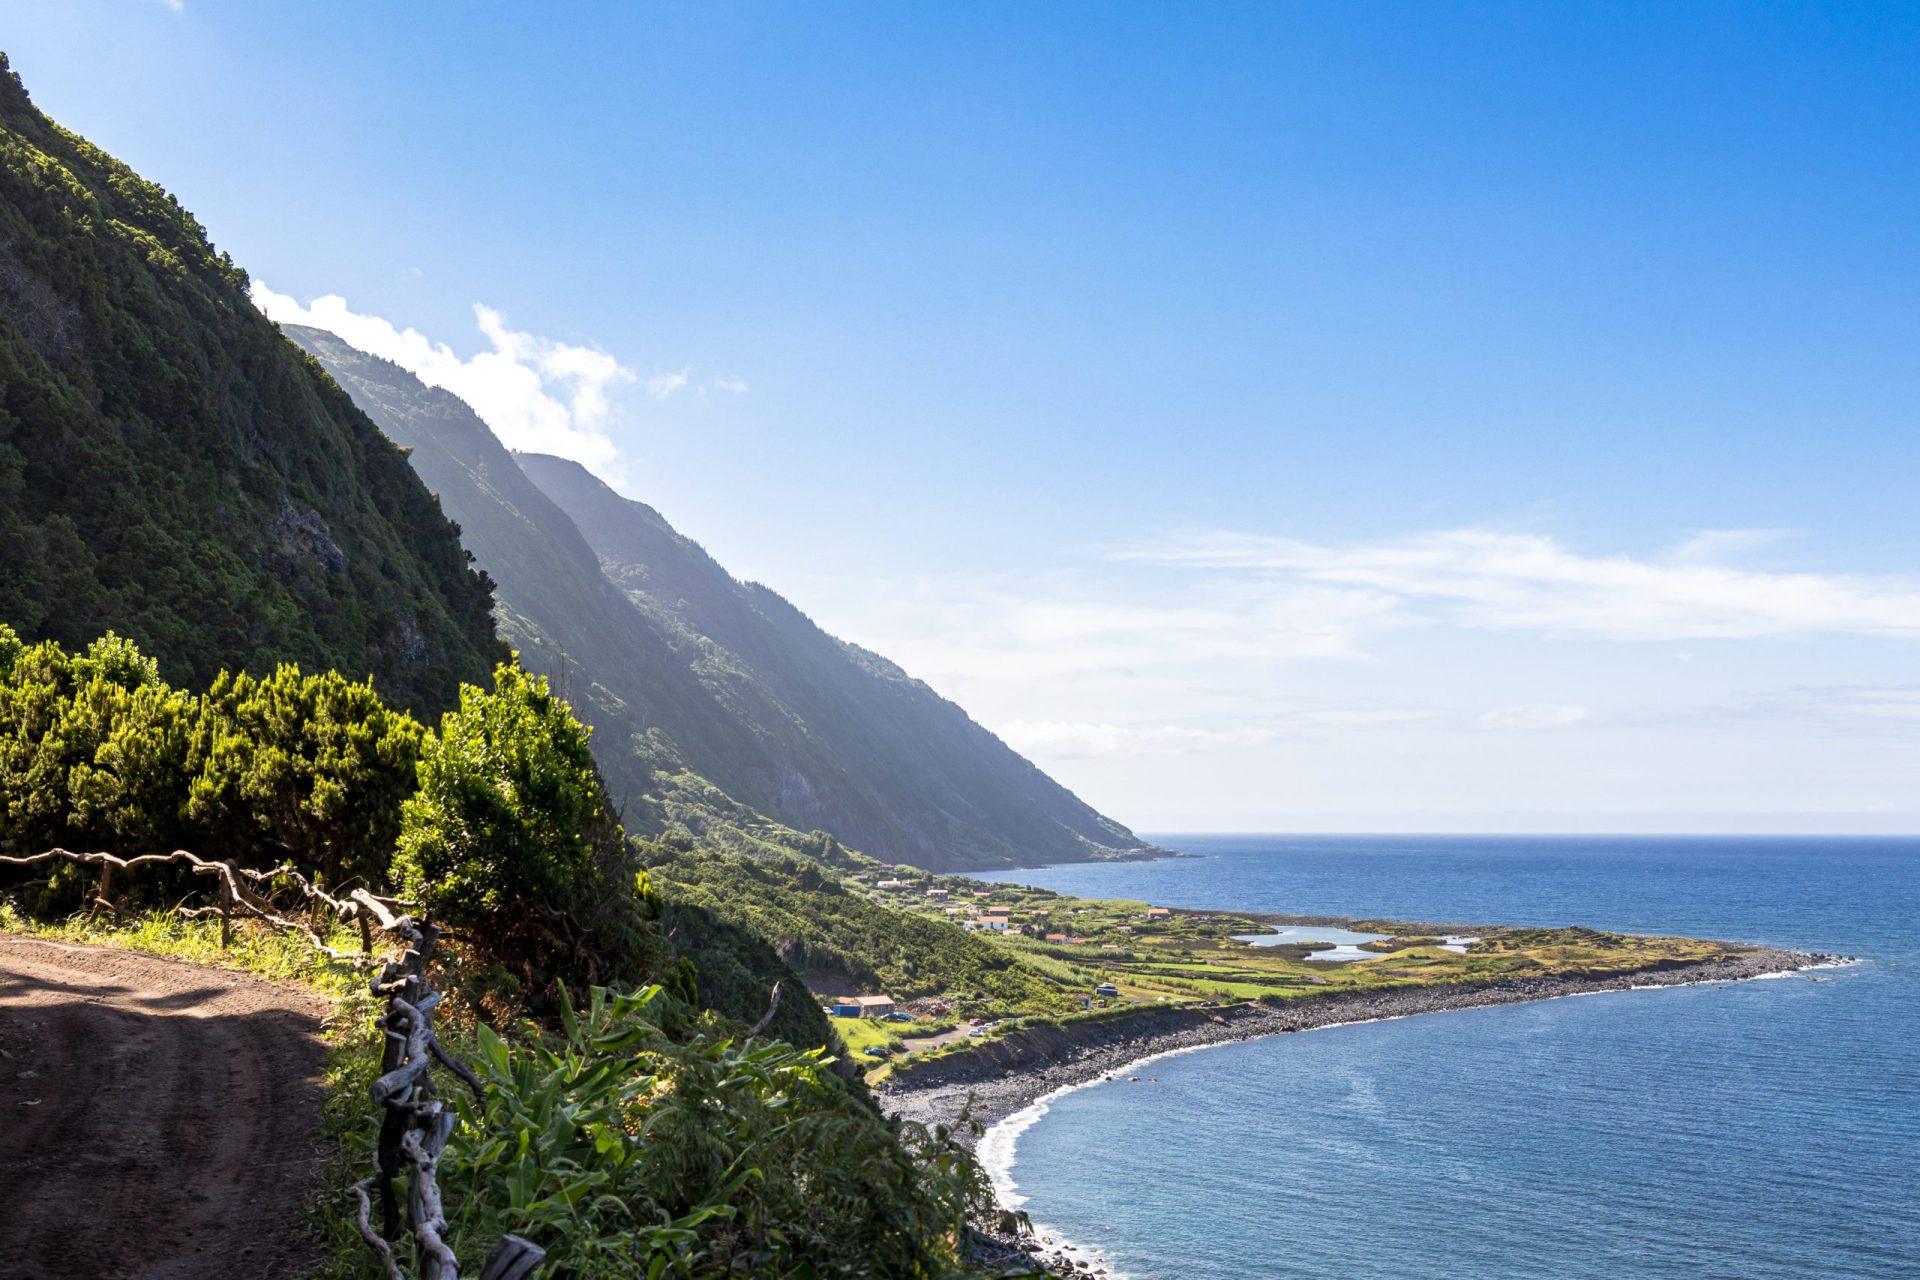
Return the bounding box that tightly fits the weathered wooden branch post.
[347,890,544,1280]
[92,860,113,917]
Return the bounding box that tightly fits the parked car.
[969,1016,988,1026]
[863,1046,888,1057]
[886,1012,913,1023]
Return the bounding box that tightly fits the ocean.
[976,835,1919,1280]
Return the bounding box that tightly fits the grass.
[873,872,1749,1024]
[0,901,369,1002]
[831,1013,908,1057]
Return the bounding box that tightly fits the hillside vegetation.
[284,323,1156,871]
[0,57,501,713]
[646,846,1082,1015]
[0,60,1004,1272]
[526,452,1156,871]
[0,624,992,1276]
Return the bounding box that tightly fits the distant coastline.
[882,944,1834,1142]
[881,942,1842,1274]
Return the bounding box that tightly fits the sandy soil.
[0,935,331,1280]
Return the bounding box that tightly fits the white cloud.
[251,284,633,477]
[1744,686,1920,731]
[1664,528,1795,563]
[709,376,749,395]
[1113,527,1920,641]
[1309,708,1441,727]
[158,0,183,12]
[1474,703,1594,732]
[999,720,1278,758]
[787,529,1920,827]
[646,369,690,400]
[1841,689,1920,721]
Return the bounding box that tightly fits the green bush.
[396,663,655,988]
[0,628,426,891]
[437,983,988,1278]
[187,664,424,884]
[0,628,195,857]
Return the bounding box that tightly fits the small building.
[926,888,949,900]
[1045,933,1068,943]
[876,878,908,890]
[1146,907,1171,920]
[832,995,897,1019]
[1094,982,1119,998]
[982,915,1011,932]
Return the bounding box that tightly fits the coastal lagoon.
[978,836,1919,1280]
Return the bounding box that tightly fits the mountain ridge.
[521,451,1160,869]
[283,323,1160,870]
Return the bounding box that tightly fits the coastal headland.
[880,937,1837,1275]
[881,941,1828,1142]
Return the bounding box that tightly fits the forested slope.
[0,57,501,713]
[292,323,1157,869]
[281,324,833,860]
[522,452,1158,869]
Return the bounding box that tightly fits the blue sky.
[9,2,1919,829]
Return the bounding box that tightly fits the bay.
[978,835,1919,1279]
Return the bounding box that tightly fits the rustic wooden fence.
[0,847,546,1280]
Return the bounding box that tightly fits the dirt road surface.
[0,935,331,1280]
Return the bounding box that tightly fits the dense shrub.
[437,983,989,1278]
[187,664,424,884]
[0,627,424,885]
[396,663,658,989]
[0,627,195,856]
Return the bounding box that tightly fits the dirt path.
[0,935,332,1280]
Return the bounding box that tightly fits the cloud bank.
[1113,528,1920,642]
[252,284,635,477]
[999,720,1279,758]
[806,526,1920,767]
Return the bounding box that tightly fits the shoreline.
[879,946,1845,1275]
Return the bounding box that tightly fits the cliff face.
[279,324,804,860]
[521,453,1160,870]
[0,59,502,712]
[287,325,1158,870]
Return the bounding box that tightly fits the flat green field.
[866,872,1735,1014]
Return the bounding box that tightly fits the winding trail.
[0,936,330,1280]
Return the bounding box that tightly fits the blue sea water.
[976,836,1920,1280]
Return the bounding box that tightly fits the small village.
[821,869,1238,1070]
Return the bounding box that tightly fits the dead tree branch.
[748,979,783,1037]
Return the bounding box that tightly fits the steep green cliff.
[286,325,1159,871]
[0,57,502,711]
[522,453,1159,870]
[279,323,826,860]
